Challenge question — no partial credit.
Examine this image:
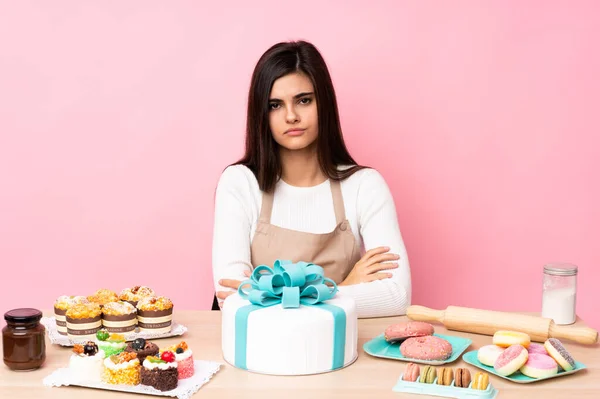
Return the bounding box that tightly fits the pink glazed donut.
[527,343,548,356]
[520,353,558,379]
[400,336,453,361]
[384,321,434,343]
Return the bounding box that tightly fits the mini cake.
[137,296,173,333]
[102,301,137,333]
[102,352,141,385]
[54,295,89,335]
[68,342,105,383]
[119,286,155,307]
[160,341,194,379]
[125,338,159,363]
[88,288,119,307]
[66,303,102,340]
[96,330,127,357]
[141,352,178,391]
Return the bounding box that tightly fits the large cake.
[221,260,358,375]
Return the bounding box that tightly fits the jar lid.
[4,308,43,323]
[544,263,578,276]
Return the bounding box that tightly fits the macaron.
[402,362,420,382]
[520,353,558,379]
[494,344,529,376]
[384,321,434,343]
[544,338,576,371]
[472,372,489,390]
[436,367,453,386]
[420,365,436,384]
[454,368,471,388]
[400,336,453,361]
[477,345,504,367]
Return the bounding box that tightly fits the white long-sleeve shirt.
[211,164,412,318]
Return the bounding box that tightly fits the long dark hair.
[233,40,367,192]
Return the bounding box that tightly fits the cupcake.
[54,295,89,335]
[102,301,137,333]
[68,342,105,383]
[102,352,141,385]
[119,286,155,308]
[160,341,194,379]
[136,296,173,333]
[88,289,118,307]
[141,352,178,392]
[96,330,127,357]
[125,338,159,364]
[66,303,102,341]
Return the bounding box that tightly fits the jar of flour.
[542,263,578,325]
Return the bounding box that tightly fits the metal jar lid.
[543,263,578,276]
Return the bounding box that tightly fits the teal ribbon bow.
[234,260,346,371]
[237,259,338,308]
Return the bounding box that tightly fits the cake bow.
[238,260,337,308]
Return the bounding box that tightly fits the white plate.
[42,316,188,346]
[43,360,221,399]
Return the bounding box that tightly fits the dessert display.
[96,330,127,357]
[102,352,141,385]
[68,342,104,383]
[87,289,119,307]
[101,301,137,333]
[140,351,179,391]
[66,303,102,340]
[54,296,89,335]
[125,338,159,363]
[463,330,584,382]
[160,341,194,379]
[222,260,358,375]
[137,296,174,333]
[119,286,155,307]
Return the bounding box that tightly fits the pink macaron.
[494,344,529,376]
[402,362,420,382]
[400,335,453,361]
[520,353,558,379]
[527,343,548,356]
[384,321,434,343]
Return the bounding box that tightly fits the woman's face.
[268,72,318,152]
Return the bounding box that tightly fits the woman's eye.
[269,103,280,110]
[299,98,312,105]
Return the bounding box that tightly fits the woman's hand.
[339,246,399,286]
[216,270,252,303]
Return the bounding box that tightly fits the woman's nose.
[285,106,299,123]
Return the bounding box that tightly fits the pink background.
[1,1,598,329]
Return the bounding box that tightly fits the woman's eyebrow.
[269,92,314,102]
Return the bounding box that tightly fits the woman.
[212,40,411,318]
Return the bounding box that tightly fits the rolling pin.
[407,305,598,345]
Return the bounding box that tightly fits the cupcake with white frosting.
[68,341,105,382]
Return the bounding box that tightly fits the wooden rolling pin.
[407,305,598,345]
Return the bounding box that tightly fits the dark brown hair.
[233,40,367,192]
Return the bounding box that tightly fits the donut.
[527,343,548,356]
[384,321,434,343]
[544,338,576,371]
[400,336,453,361]
[493,344,528,376]
[493,330,531,348]
[477,345,504,367]
[520,353,558,378]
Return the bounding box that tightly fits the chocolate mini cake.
[125,338,159,363]
[141,353,178,392]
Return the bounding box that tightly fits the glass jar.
[2,308,46,371]
[541,263,578,325]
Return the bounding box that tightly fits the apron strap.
[259,190,275,223]
[330,180,346,225]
